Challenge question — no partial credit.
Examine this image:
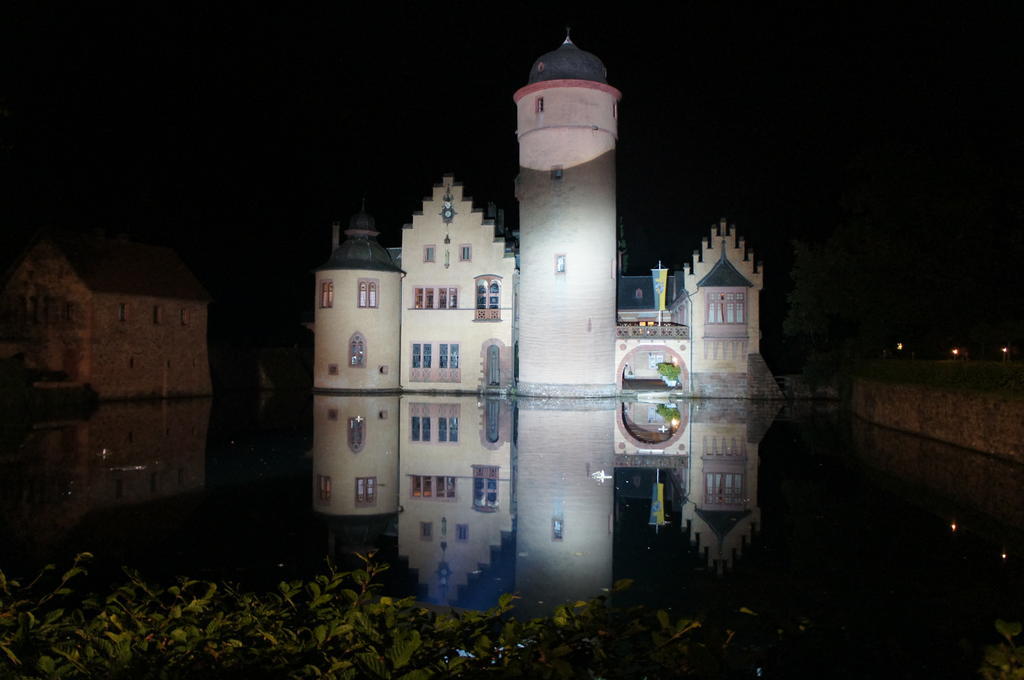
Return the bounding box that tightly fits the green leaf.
[37,654,55,674]
[473,634,493,658]
[995,619,1022,640]
[397,669,434,680]
[356,651,389,678]
[0,644,20,666]
[386,630,421,669]
[656,610,670,629]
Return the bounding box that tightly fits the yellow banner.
[649,482,665,526]
[651,268,668,311]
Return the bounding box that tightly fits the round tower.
[514,37,622,397]
[313,207,402,390]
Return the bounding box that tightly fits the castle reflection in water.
[312,394,780,614]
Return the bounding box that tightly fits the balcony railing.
[616,324,689,339]
[474,308,501,321]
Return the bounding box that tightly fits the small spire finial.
[564,26,572,45]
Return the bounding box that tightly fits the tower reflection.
[309,395,776,612]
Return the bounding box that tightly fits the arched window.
[476,282,487,309]
[320,280,333,308]
[350,333,366,367]
[357,278,379,308]
[348,416,365,452]
[488,282,499,308]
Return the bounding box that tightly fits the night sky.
[2,4,1020,368]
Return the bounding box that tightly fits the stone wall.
[851,378,1024,463]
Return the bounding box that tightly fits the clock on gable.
[440,187,456,224]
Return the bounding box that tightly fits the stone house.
[0,229,212,399]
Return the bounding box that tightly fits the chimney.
[331,221,341,250]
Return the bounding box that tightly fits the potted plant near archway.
[657,362,681,387]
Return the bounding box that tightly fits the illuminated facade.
[310,38,779,399]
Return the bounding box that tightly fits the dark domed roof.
[316,208,402,273]
[348,208,375,232]
[528,38,607,85]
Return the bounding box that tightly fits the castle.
[311,37,780,400]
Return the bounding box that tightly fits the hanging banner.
[651,265,668,311]
[648,481,665,526]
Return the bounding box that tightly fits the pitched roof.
[696,249,753,288]
[618,274,678,310]
[43,230,211,301]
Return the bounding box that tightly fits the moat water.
[2,391,1022,677]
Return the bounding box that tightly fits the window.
[410,475,456,499]
[317,475,332,502]
[552,518,564,541]
[320,280,334,308]
[456,523,469,541]
[707,292,745,324]
[437,416,458,443]
[460,245,472,261]
[535,96,544,113]
[486,400,500,443]
[358,278,378,307]
[423,343,432,368]
[420,522,432,539]
[414,287,458,309]
[473,465,499,511]
[118,303,128,321]
[153,305,162,324]
[350,333,366,367]
[355,477,376,506]
[647,352,665,369]
[180,308,190,325]
[706,472,744,504]
[348,416,365,452]
[438,343,459,369]
[410,415,432,442]
[412,343,422,368]
[555,254,566,273]
[424,245,436,262]
[474,277,501,320]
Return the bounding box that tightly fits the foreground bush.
[1,554,725,679]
